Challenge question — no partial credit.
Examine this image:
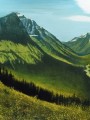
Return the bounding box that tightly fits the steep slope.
[0,82,90,120]
[0,13,44,66]
[0,40,43,66]
[12,55,90,100]
[64,33,90,55]
[19,15,80,65]
[0,12,32,44]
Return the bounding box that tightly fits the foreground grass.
[0,82,90,120]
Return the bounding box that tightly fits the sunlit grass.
[0,40,43,64]
[0,82,90,120]
[31,36,81,66]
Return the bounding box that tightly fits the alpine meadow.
[0,0,90,119]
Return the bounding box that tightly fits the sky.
[0,0,90,41]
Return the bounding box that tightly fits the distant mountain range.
[64,33,90,55]
[0,12,90,100]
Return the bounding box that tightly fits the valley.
[0,12,90,120]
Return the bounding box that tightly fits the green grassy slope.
[0,40,89,99]
[0,82,90,120]
[0,40,43,66]
[80,54,90,64]
[0,35,90,102]
[9,54,90,100]
[1,40,89,99]
[31,35,80,65]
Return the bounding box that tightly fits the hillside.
[11,56,90,100]
[0,40,44,66]
[64,33,90,55]
[0,39,90,99]
[0,82,90,120]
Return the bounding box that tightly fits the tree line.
[0,67,90,107]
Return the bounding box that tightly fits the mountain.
[64,33,90,55]
[0,13,90,101]
[0,13,45,66]
[0,13,78,66]
[0,12,32,45]
[19,15,80,65]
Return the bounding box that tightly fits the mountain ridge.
[0,12,32,44]
[19,15,80,65]
[64,33,90,55]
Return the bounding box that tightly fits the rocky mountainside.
[19,15,79,64]
[0,12,32,44]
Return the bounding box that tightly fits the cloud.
[75,0,90,14]
[66,15,90,22]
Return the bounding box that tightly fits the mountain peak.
[18,14,26,19]
[64,32,90,55]
[0,13,31,44]
[19,15,56,40]
[86,32,90,37]
[7,12,17,16]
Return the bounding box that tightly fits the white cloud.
[75,0,90,14]
[66,15,90,22]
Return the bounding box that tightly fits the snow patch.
[71,39,77,42]
[30,35,38,37]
